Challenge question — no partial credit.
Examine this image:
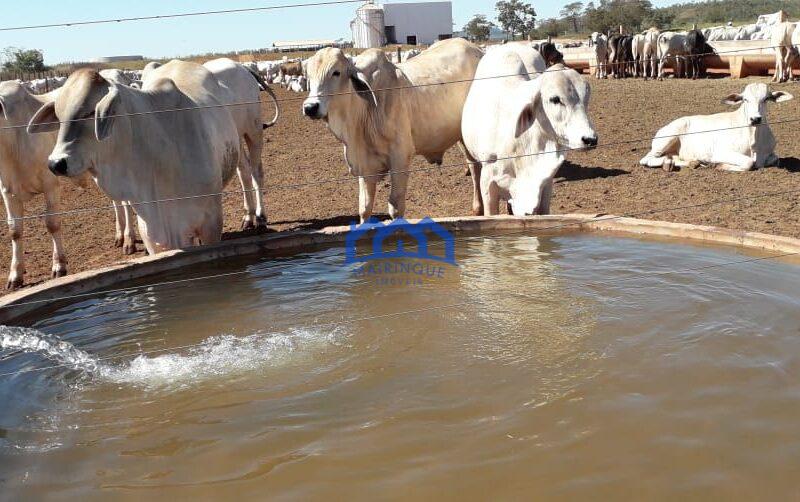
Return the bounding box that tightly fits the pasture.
[3,75,799,289]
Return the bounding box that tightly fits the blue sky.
[4,1,692,64]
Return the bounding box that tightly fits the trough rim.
[2,213,800,324]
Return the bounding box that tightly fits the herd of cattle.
[0,36,793,290]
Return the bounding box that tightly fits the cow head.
[28,69,120,178]
[723,83,793,126]
[303,48,378,120]
[514,64,598,150]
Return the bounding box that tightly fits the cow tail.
[246,66,281,129]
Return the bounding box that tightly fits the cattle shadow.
[266,214,392,231]
[555,161,629,182]
[775,157,800,173]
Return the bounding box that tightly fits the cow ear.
[95,86,120,141]
[350,71,378,107]
[722,93,743,105]
[769,91,794,103]
[27,101,59,134]
[514,80,542,138]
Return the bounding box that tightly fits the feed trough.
[1,215,800,498]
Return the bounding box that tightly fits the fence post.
[397,46,401,63]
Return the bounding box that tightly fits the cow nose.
[48,158,68,176]
[582,135,598,147]
[750,117,763,125]
[303,102,319,118]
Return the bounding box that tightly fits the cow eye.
[549,96,562,105]
[332,70,341,77]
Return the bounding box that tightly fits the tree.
[560,1,584,32]
[2,47,48,73]
[463,14,495,42]
[496,0,537,40]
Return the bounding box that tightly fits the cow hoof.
[114,236,124,248]
[687,160,702,170]
[51,268,67,279]
[6,277,23,290]
[662,158,676,172]
[241,219,256,231]
[123,243,137,255]
[256,215,268,228]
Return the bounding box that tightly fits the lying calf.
[640,83,792,171]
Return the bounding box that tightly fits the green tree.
[2,47,48,73]
[496,0,537,40]
[463,14,495,41]
[560,1,584,32]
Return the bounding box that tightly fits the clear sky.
[4,1,693,64]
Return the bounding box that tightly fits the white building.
[351,1,453,49]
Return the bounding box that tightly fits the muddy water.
[2,232,800,500]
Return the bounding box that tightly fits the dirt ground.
[3,76,800,294]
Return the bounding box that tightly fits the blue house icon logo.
[345,217,457,265]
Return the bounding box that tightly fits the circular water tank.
[352,3,385,49]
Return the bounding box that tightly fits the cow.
[772,22,798,83]
[28,62,242,253]
[199,58,280,229]
[302,38,484,220]
[631,33,646,77]
[657,31,689,79]
[536,42,564,67]
[685,29,711,79]
[617,36,634,78]
[607,34,623,78]
[639,83,792,172]
[642,28,661,79]
[590,32,609,79]
[0,82,81,288]
[461,45,597,216]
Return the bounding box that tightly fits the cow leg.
[43,188,68,279]
[236,149,257,230]
[122,201,137,255]
[711,151,755,172]
[245,133,267,227]
[3,192,24,289]
[774,47,785,83]
[388,170,410,220]
[459,141,483,216]
[358,176,377,223]
[639,121,684,168]
[480,178,501,216]
[536,178,555,215]
[112,200,125,248]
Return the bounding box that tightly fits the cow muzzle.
[750,117,763,126]
[48,158,69,177]
[303,101,321,119]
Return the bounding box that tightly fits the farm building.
[351,1,453,48]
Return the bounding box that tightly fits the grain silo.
[351,1,385,49]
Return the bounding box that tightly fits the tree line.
[463,0,800,41]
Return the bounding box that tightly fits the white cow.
[199,58,280,228]
[642,28,661,79]
[0,82,80,288]
[631,33,647,77]
[639,83,792,172]
[657,31,689,80]
[461,45,597,216]
[771,22,798,82]
[28,63,242,253]
[302,38,484,220]
[590,32,608,79]
[758,11,788,26]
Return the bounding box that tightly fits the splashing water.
[0,326,339,389]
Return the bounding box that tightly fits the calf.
[640,83,792,171]
[461,45,598,216]
[590,32,609,79]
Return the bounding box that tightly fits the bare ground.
[3,76,800,294]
